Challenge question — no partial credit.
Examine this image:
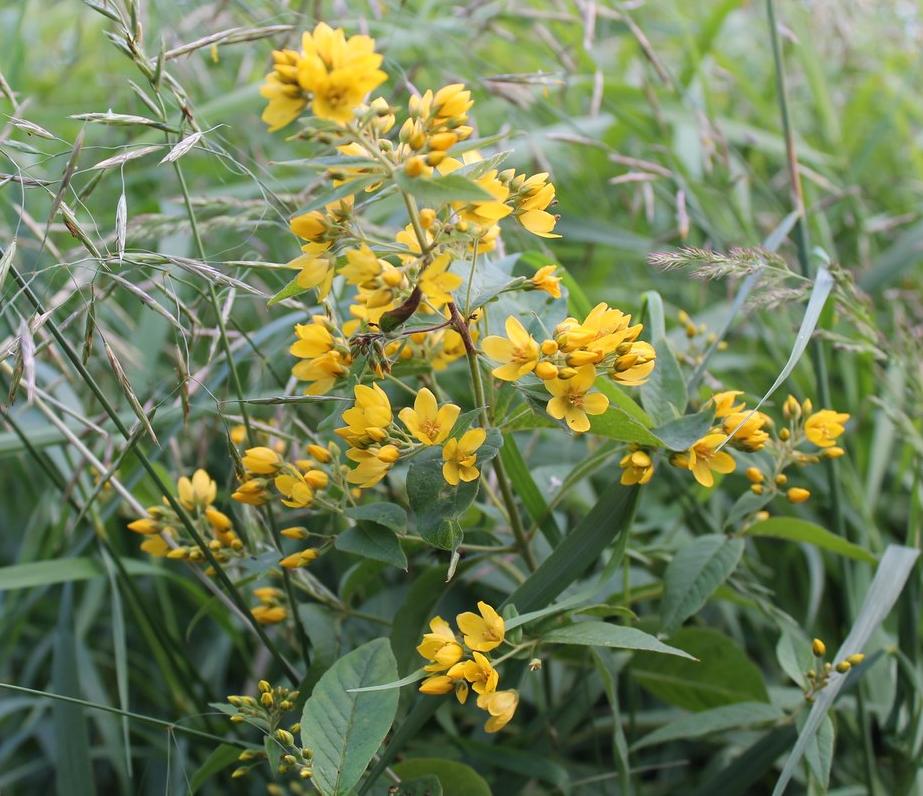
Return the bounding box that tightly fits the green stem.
[0,682,249,748]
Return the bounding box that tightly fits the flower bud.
[812,638,826,657]
[847,653,865,666]
[404,156,425,177]
[835,660,851,673]
[540,339,558,356]
[787,487,810,504]
[534,361,559,380]
[276,729,295,746]
[745,467,764,484]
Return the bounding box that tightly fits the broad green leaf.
[391,759,491,796]
[588,406,663,446]
[300,638,399,796]
[640,291,687,425]
[747,517,876,563]
[371,775,443,796]
[652,408,715,451]
[773,545,919,796]
[542,620,694,659]
[596,379,656,427]
[660,535,745,635]
[189,744,243,793]
[264,736,283,779]
[801,713,834,789]
[503,484,639,613]
[633,702,783,750]
[775,624,813,689]
[634,627,770,710]
[407,430,501,550]
[394,170,493,205]
[335,523,408,570]
[499,434,562,546]
[345,502,408,532]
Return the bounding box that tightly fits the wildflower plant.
[3,6,921,796]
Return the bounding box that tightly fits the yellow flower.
[140,535,170,557]
[274,472,314,508]
[419,253,463,308]
[419,675,455,695]
[556,303,642,357]
[254,586,284,603]
[290,318,334,358]
[252,605,287,624]
[514,172,559,238]
[677,434,736,488]
[477,689,519,733]
[296,23,387,124]
[442,428,486,486]
[448,651,498,695]
[611,341,656,386]
[619,448,654,485]
[456,601,505,652]
[229,424,247,445]
[804,410,849,448]
[340,244,383,286]
[290,253,334,300]
[232,478,271,506]
[722,411,771,452]
[177,468,217,511]
[531,265,562,299]
[545,365,609,433]
[416,617,464,671]
[336,383,393,447]
[399,388,461,445]
[345,444,400,488]
[242,447,284,476]
[127,516,159,535]
[711,390,745,419]
[259,49,308,132]
[481,316,540,381]
[280,548,319,569]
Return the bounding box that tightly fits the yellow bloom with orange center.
[545,365,609,433]
[804,409,849,448]
[296,23,387,124]
[442,428,486,486]
[448,651,498,696]
[399,388,461,445]
[416,617,464,671]
[477,689,519,733]
[336,383,393,447]
[531,265,562,298]
[677,434,736,488]
[619,448,654,485]
[481,316,540,381]
[456,601,505,652]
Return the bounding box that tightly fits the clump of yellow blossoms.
[417,601,519,733]
[802,636,865,702]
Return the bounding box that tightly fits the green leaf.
[801,713,834,789]
[300,638,400,796]
[346,502,408,532]
[542,620,694,659]
[747,517,877,564]
[504,484,639,613]
[348,668,426,693]
[264,735,283,779]
[633,702,783,750]
[391,759,491,796]
[268,272,310,306]
[189,744,243,793]
[634,627,770,710]
[588,406,663,446]
[775,624,813,690]
[335,523,408,570]
[53,584,95,796]
[407,430,501,550]
[394,170,493,205]
[372,775,443,796]
[652,408,715,451]
[640,291,687,424]
[499,434,562,546]
[390,565,455,675]
[0,556,168,592]
[660,535,745,635]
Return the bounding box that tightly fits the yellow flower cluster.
[251,586,287,625]
[665,392,848,497]
[127,469,244,563]
[482,303,655,432]
[417,602,518,733]
[804,636,865,701]
[260,22,386,130]
[334,384,487,489]
[232,443,332,510]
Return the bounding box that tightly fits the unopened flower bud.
[787,487,810,504]
[847,653,865,666]
[745,467,764,484]
[535,361,559,380]
[812,638,826,657]
[405,156,425,177]
[835,660,851,673]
